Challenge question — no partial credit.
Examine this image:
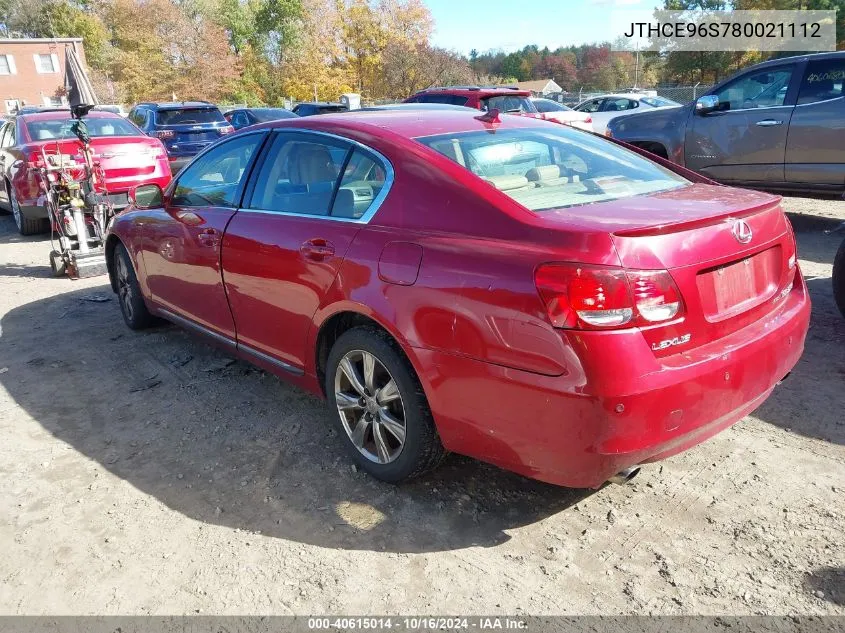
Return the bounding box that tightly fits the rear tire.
[833,236,845,319]
[113,242,155,330]
[10,188,47,235]
[326,326,445,483]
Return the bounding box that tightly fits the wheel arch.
[312,304,427,400]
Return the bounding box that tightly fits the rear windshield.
[480,95,538,114]
[417,127,687,211]
[155,108,225,125]
[26,117,142,141]
[640,96,680,107]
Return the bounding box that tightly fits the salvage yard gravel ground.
[0,197,842,615]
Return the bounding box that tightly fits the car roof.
[248,109,548,139]
[413,87,532,98]
[20,110,123,121]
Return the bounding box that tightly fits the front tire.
[113,242,155,330]
[326,327,445,483]
[833,236,845,319]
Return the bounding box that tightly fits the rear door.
[223,131,390,371]
[686,63,799,183]
[141,131,266,340]
[785,57,845,186]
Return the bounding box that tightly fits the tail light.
[534,263,684,330]
[219,125,235,135]
[605,129,613,138]
[584,116,592,123]
[152,130,175,139]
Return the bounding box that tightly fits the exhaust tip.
[608,466,641,485]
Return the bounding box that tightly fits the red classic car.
[0,110,172,235]
[106,110,810,488]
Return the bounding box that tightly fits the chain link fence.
[557,84,714,107]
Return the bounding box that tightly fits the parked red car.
[404,86,543,116]
[0,110,172,235]
[106,110,810,488]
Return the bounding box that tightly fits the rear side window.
[332,150,387,219]
[155,108,225,126]
[26,117,142,140]
[603,98,638,112]
[172,133,262,207]
[418,127,687,211]
[797,59,845,105]
[417,94,469,106]
[248,133,350,215]
[481,95,537,113]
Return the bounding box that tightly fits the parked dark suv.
[606,51,845,194]
[128,101,233,173]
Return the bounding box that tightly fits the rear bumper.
[416,277,810,488]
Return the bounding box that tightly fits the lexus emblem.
[732,219,753,244]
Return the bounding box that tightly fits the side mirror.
[695,95,720,114]
[129,183,164,209]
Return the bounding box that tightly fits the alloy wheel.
[334,349,406,464]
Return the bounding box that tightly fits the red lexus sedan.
[105,110,810,488]
[0,110,172,235]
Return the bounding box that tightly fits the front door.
[141,131,266,340]
[223,131,390,370]
[785,57,845,185]
[686,64,797,183]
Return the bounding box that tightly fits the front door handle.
[300,238,335,261]
[755,119,783,127]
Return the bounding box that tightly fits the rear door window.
[797,58,845,105]
[156,108,225,125]
[576,99,604,113]
[247,132,351,216]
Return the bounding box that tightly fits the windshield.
[155,108,225,126]
[640,96,680,108]
[417,127,687,211]
[26,117,142,140]
[481,95,538,114]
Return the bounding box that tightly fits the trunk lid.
[536,183,798,355]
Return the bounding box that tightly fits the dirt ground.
[0,196,843,616]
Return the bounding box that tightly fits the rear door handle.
[199,227,218,247]
[300,238,335,261]
[755,119,783,127]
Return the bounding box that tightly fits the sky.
[426,0,656,54]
